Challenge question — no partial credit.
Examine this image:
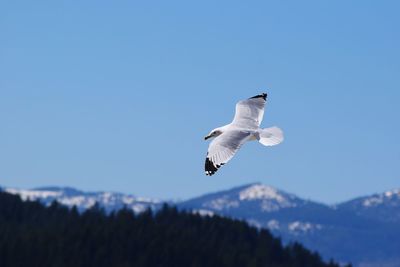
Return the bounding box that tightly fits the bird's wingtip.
[249,93,267,100]
[205,157,225,176]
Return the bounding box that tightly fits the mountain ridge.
[3,185,162,213]
[4,183,400,207]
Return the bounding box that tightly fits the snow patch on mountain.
[267,219,281,230]
[288,221,322,234]
[247,219,263,229]
[239,184,285,201]
[192,209,215,217]
[363,197,383,207]
[203,195,240,210]
[384,189,400,198]
[260,200,293,212]
[131,203,151,213]
[58,196,97,208]
[362,189,400,207]
[4,187,162,213]
[5,188,62,200]
[239,184,298,211]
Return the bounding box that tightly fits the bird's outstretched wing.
[205,130,252,176]
[232,93,267,129]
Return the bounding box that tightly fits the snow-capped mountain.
[179,183,331,234]
[338,188,400,223]
[178,183,400,267]
[2,183,400,267]
[192,183,305,212]
[3,186,162,213]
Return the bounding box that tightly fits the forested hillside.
[0,191,347,267]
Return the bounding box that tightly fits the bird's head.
[204,129,223,140]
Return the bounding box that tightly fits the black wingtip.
[205,157,225,176]
[205,157,218,176]
[249,93,267,100]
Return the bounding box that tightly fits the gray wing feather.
[232,94,267,128]
[205,130,251,176]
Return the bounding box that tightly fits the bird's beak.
[204,135,211,140]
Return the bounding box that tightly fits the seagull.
[204,93,283,176]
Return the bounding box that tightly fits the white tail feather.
[258,126,284,146]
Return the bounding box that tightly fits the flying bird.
[204,93,283,176]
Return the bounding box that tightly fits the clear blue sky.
[1,1,399,204]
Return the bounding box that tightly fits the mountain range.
[2,183,400,267]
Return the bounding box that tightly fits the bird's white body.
[204,93,283,176]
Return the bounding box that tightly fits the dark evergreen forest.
[0,191,349,267]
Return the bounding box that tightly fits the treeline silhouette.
[0,191,349,267]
